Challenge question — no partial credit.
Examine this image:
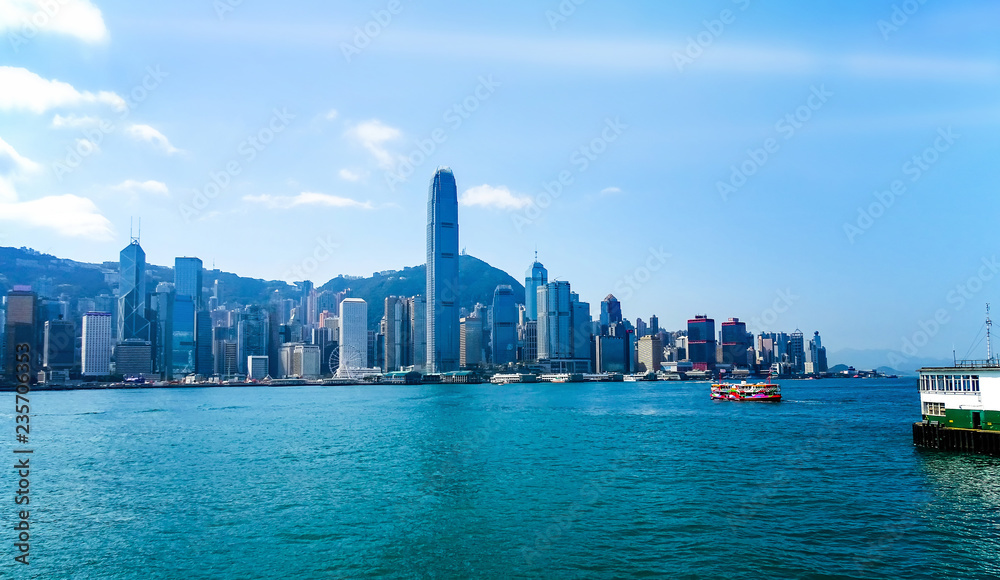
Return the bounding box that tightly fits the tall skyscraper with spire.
[426,167,460,373]
[117,236,150,343]
[525,254,547,321]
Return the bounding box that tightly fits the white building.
[918,366,1000,430]
[248,356,269,381]
[81,312,113,376]
[338,298,368,377]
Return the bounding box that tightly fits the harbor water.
[4,378,999,579]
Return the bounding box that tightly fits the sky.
[0,0,998,366]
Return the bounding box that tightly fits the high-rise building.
[807,331,828,374]
[600,295,623,333]
[649,315,659,336]
[637,335,664,373]
[195,310,213,376]
[596,335,627,374]
[117,239,150,343]
[171,295,196,377]
[338,298,368,377]
[538,282,572,360]
[570,294,592,370]
[721,317,752,368]
[687,315,717,371]
[384,296,412,372]
[174,257,204,308]
[635,318,647,338]
[115,340,153,377]
[81,312,113,377]
[248,356,269,380]
[460,313,484,368]
[410,295,427,371]
[491,285,518,366]
[426,167,460,373]
[43,319,74,370]
[521,320,537,363]
[790,330,806,374]
[524,257,547,321]
[237,305,269,375]
[4,287,39,381]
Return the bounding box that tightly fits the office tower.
[117,238,150,343]
[115,340,152,377]
[238,305,269,374]
[338,298,368,377]
[43,318,75,370]
[267,302,282,378]
[410,295,427,371]
[687,315,717,371]
[537,281,572,360]
[649,315,659,336]
[298,280,315,327]
[426,167,460,373]
[195,310,213,376]
[148,290,172,378]
[790,330,806,374]
[600,295,623,333]
[521,320,537,363]
[40,299,69,323]
[384,296,412,372]
[248,356,269,380]
[213,326,237,377]
[596,335,627,373]
[637,335,663,373]
[570,294,592,368]
[635,318,647,338]
[4,287,38,380]
[524,256,547,321]
[81,312,113,377]
[460,313,484,368]
[491,285,518,366]
[174,257,204,308]
[807,331,828,374]
[170,295,196,377]
[0,308,5,374]
[721,318,752,368]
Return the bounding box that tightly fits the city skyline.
[1,1,998,360]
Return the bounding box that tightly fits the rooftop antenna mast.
[987,303,993,364]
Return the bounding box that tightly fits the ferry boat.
[710,379,781,401]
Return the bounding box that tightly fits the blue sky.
[1,0,999,364]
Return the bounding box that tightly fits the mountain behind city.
[0,246,524,330]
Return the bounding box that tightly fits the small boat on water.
[710,379,781,402]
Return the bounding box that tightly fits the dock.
[912,422,1000,457]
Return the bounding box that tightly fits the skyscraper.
[687,315,717,371]
[721,318,752,368]
[491,285,518,366]
[4,287,39,380]
[338,298,368,376]
[524,257,547,321]
[426,167,460,373]
[117,239,150,343]
[600,295,623,333]
[174,257,204,308]
[81,312,112,377]
[43,318,75,370]
[384,296,412,372]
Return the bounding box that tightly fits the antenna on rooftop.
[987,303,993,364]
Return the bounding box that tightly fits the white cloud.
[126,124,182,155]
[459,184,533,210]
[600,186,623,195]
[0,66,124,113]
[52,113,101,128]
[0,135,42,175]
[338,168,363,182]
[243,192,374,210]
[112,179,169,196]
[346,120,402,169]
[325,109,339,120]
[0,0,108,44]
[0,194,112,240]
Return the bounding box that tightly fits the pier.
[912,422,1000,457]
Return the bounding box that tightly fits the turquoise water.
[3,379,1000,579]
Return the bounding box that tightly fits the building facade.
[82,312,113,377]
[426,167,460,373]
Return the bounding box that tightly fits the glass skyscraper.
[174,257,204,309]
[426,167,460,373]
[491,285,518,366]
[117,239,150,343]
[524,257,547,321]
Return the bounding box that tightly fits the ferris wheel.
[328,344,365,379]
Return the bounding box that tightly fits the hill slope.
[0,247,525,329]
